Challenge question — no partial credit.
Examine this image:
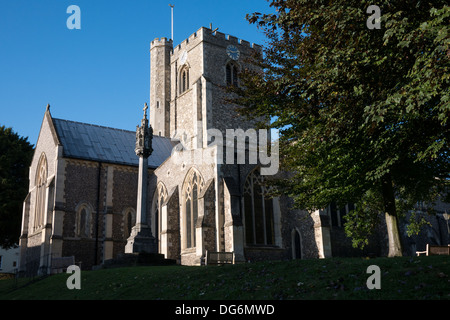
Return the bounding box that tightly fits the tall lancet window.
[180,66,189,94]
[76,203,92,238]
[182,169,204,249]
[243,168,275,246]
[34,153,47,231]
[152,183,167,248]
[124,208,136,239]
[226,62,238,87]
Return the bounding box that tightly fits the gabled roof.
[52,118,175,168]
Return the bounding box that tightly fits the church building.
[19,26,449,274]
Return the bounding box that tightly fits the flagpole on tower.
[169,4,174,41]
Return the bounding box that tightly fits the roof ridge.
[52,117,173,140]
[52,117,134,134]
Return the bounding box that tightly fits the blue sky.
[0,0,273,146]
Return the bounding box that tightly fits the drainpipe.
[94,162,102,266]
[237,163,242,218]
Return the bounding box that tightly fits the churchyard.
[0,255,448,300]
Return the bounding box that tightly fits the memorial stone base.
[125,224,157,254]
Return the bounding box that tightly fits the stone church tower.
[150,27,260,143]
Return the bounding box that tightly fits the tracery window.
[180,66,189,94]
[34,153,47,231]
[328,202,355,227]
[183,169,204,249]
[243,168,275,246]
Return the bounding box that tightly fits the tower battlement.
[150,25,262,140]
[151,37,173,49]
[171,26,261,55]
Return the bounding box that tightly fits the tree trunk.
[381,173,402,257]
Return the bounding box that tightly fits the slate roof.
[52,118,174,168]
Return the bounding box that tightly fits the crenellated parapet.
[150,37,173,49]
[171,26,261,56]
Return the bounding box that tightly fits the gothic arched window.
[182,169,204,249]
[226,62,238,87]
[180,66,189,94]
[34,153,47,231]
[152,183,168,247]
[243,168,275,246]
[76,203,92,238]
[124,208,136,239]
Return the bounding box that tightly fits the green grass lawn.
[0,255,448,300]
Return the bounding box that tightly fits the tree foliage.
[232,0,449,255]
[0,126,34,248]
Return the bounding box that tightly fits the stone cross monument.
[125,103,157,254]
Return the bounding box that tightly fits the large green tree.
[0,126,34,249]
[232,0,449,256]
